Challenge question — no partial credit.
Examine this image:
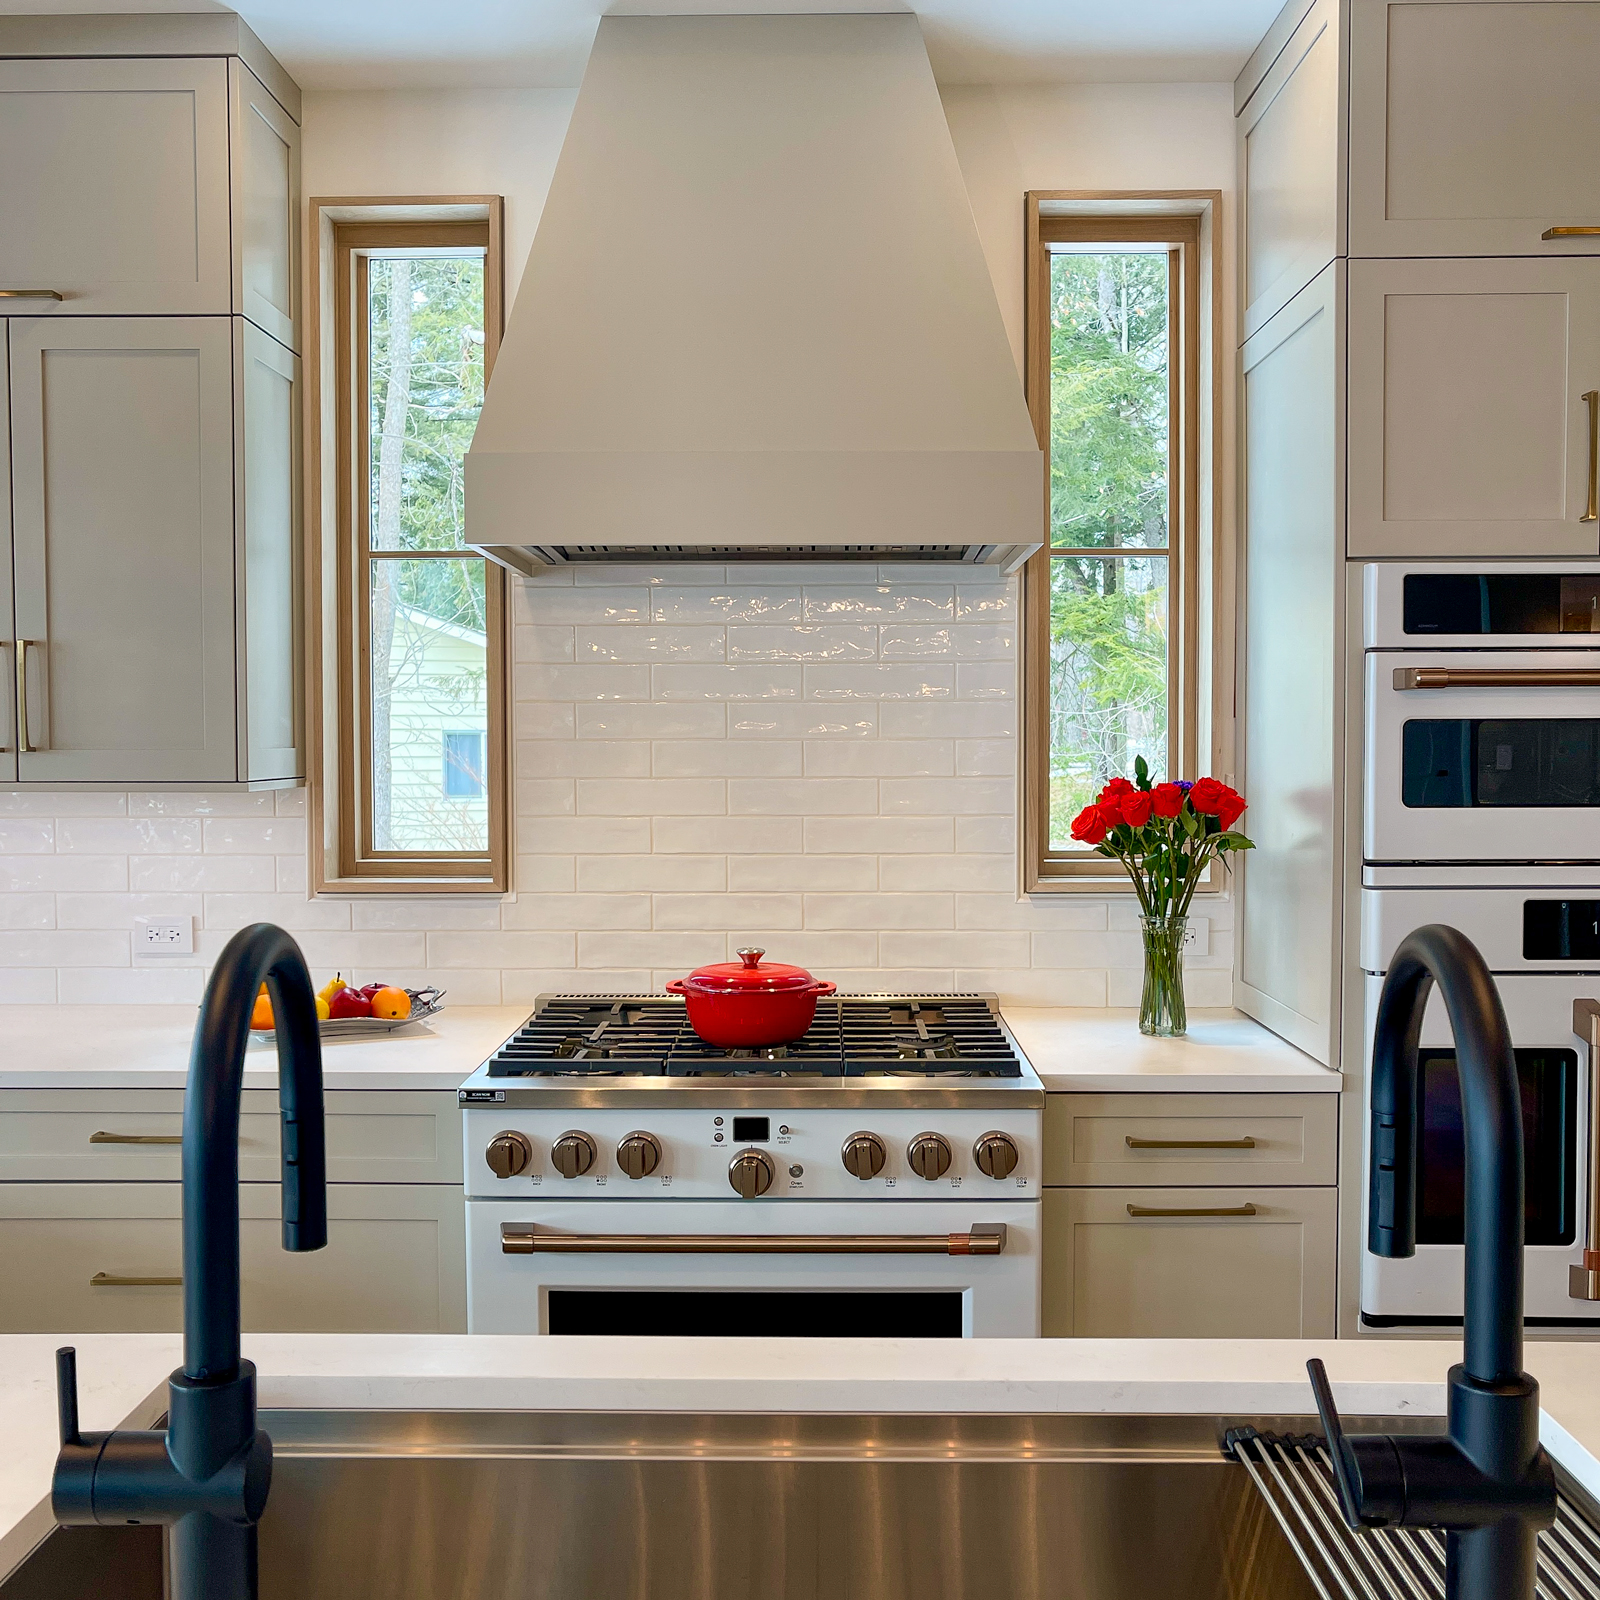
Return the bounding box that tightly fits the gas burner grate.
[485,996,1022,1079]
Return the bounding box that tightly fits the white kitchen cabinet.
[1041,1186,1337,1338]
[0,1182,467,1335]
[0,328,11,777]
[1348,0,1600,258]
[1347,256,1600,557]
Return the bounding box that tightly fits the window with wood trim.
[1024,210,1205,889]
[328,213,508,888]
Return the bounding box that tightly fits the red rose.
[1188,777,1230,816]
[1119,790,1154,827]
[1216,787,1247,829]
[1070,804,1109,845]
[1097,777,1135,805]
[1150,782,1185,819]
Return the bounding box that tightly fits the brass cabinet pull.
[90,1272,182,1287]
[1393,666,1600,690]
[1572,1000,1600,1301]
[1124,1135,1257,1150]
[1585,390,1599,524]
[1125,1203,1258,1218]
[1543,227,1600,239]
[502,1224,1007,1256]
[15,640,35,754]
[0,289,63,300]
[89,1131,182,1146]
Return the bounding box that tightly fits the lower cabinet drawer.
[0,1090,463,1183]
[1041,1186,1336,1339]
[0,1183,466,1334]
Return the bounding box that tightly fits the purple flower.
[1176,779,1193,792]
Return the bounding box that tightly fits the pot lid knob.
[736,947,765,969]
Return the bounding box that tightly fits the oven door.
[466,1198,1041,1337]
[1360,972,1595,1324]
[1365,649,1600,862]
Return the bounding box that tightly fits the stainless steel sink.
[1,1409,1436,1600]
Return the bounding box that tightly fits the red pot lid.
[677,948,820,995]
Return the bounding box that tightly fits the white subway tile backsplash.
[3,570,1235,1005]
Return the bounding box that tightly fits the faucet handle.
[56,1346,81,1447]
[1306,1358,1363,1525]
[1307,1358,1407,1530]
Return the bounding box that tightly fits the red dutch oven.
[666,947,837,1048]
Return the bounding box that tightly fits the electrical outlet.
[136,916,193,955]
[1181,918,1210,958]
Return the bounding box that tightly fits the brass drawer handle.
[15,640,35,755]
[1124,1135,1257,1150]
[90,1272,182,1287]
[1125,1203,1258,1218]
[0,288,63,300]
[1585,390,1599,525]
[502,1224,1008,1256]
[1544,227,1600,239]
[90,1131,182,1146]
[1393,666,1600,690]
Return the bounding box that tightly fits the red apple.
[328,987,374,1020]
[358,982,385,999]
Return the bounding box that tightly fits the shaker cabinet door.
[0,58,231,316]
[8,317,239,784]
[0,324,14,784]
[1347,256,1600,558]
[231,60,301,351]
[1349,0,1600,258]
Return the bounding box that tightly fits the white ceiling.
[1,0,1285,89]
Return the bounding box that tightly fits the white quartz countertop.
[1003,1007,1341,1092]
[0,1005,530,1091]
[3,1332,1598,1579]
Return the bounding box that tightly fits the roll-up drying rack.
[1226,1428,1600,1600]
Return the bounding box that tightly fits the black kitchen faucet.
[1309,924,1556,1600]
[52,922,327,1600]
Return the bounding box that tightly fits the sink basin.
[1,1409,1435,1599]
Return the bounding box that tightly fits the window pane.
[1047,554,1169,848]
[1047,250,1169,552]
[370,556,489,852]
[368,254,485,552]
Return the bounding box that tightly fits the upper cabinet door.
[0,58,231,316]
[1349,0,1600,257]
[1238,0,1344,341]
[9,318,238,784]
[0,324,14,785]
[231,61,300,352]
[1347,256,1600,557]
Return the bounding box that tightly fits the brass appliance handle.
[1125,1135,1256,1150]
[90,1273,182,1288]
[1393,666,1600,690]
[1126,1203,1258,1218]
[15,640,36,754]
[89,1131,183,1146]
[1585,390,1599,524]
[1572,1000,1600,1300]
[501,1223,1007,1256]
[1544,227,1600,239]
[0,289,63,301]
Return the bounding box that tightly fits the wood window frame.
[306,197,510,893]
[1022,191,1226,894]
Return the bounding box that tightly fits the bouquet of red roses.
[1069,756,1253,920]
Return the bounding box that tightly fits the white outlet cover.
[136,915,194,956]
[1181,918,1210,958]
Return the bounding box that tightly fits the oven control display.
[732,1116,770,1143]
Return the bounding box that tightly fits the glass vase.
[1139,915,1188,1038]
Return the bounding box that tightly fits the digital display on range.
[732,1116,770,1143]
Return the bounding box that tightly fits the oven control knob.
[973,1131,1019,1180]
[484,1130,533,1180]
[841,1131,887,1181]
[617,1131,662,1180]
[907,1132,952,1181]
[551,1130,598,1179]
[728,1148,774,1199]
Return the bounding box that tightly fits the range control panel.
[462,1106,1039,1201]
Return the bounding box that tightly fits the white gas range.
[458,994,1044,1338]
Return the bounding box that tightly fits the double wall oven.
[1361,563,1600,1325]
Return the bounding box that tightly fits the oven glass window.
[1416,1048,1577,1246]
[1403,573,1600,635]
[548,1291,963,1338]
[1402,719,1600,807]
[1524,900,1600,960]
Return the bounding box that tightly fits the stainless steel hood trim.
[461,1081,1045,1111]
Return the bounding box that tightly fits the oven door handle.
[500,1223,1008,1256]
[1393,666,1600,690]
[1573,1001,1600,1300]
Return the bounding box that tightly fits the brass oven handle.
[0,289,63,301]
[1585,390,1599,524]
[1572,1000,1600,1300]
[91,1273,182,1287]
[501,1224,1007,1256]
[1126,1203,1258,1218]
[1544,227,1600,239]
[1124,1135,1256,1150]
[15,640,36,754]
[89,1131,183,1146]
[1393,666,1600,690]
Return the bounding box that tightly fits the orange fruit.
[369,985,411,1020]
[250,991,274,1031]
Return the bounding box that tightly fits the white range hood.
[466,12,1044,574]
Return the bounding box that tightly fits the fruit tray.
[253,988,446,1043]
